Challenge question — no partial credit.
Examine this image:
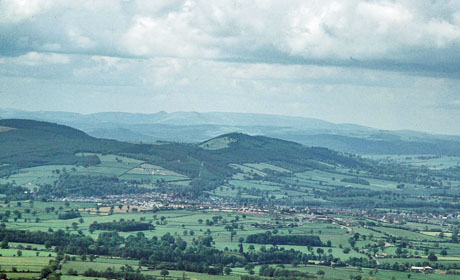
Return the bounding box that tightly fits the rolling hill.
[2,108,460,156]
[1,119,456,211]
[0,119,370,185]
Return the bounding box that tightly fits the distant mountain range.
[1,108,460,156]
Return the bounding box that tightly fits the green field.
[2,121,460,279]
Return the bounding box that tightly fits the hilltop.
[0,119,457,209]
[3,109,460,156]
[0,119,371,189]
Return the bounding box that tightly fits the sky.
[0,0,459,135]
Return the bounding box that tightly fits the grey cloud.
[1,0,459,77]
[1,0,460,135]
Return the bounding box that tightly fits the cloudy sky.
[1,0,459,134]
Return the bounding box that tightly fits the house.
[410,266,433,273]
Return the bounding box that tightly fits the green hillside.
[2,120,460,280]
[1,119,457,208]
[0,120,369,183]
[0,119,132,174]
[4,109,460,156]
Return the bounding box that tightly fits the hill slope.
[2,119,457,210]
[2,109,460,156]
[0,119,368,184]
[0,119,129,172]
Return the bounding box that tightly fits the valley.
[0,120,460,279]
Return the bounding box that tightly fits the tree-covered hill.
[0,119,372,189]
[1,119,457,207]
[0,119,131,173]
[4,109,460,156]
[196,132,368,170]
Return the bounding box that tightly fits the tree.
[47,273,61,280]
[1,239,8,249]
[40,267,52,279]
[428,252,437,261]
[441,249,448,256]
[230,230,236,241]
[348,237,356,248]
[161,269,169,279]
[450,227,458,242]
[244,263,255,273]
[224,267,232,275]
[17,250,22,257]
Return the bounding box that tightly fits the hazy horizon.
[3,106,460,137]
[1,1,460,135]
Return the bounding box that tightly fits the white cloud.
[1,0,459,68]
[0,0,54,24]
[41,43,62,52]
[425,19,460,48]
[15,52,70,66]
[121,12,219,58]
[67,29,97,49]
[1,0,460,134]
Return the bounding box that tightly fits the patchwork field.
[2,124,460,280]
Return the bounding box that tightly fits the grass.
[5,272,41,279]
[229,180,281,191]
[0,256,52,271]
[62,260,134,273]
[2,156,460,279]
[144,269,240,280]
[244,163,291,173]
[372,226,441,241]
[199,137,238,150]
[0,153,190,188]
[283,264,460,280]
[1,205,460,279]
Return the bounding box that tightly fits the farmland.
[1,203,460,279]
[1,120,460,279]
